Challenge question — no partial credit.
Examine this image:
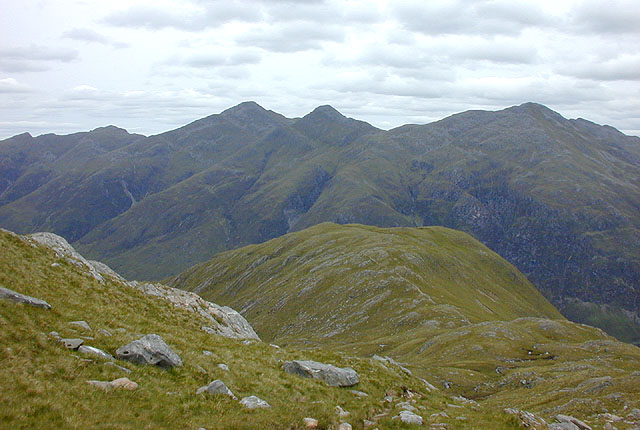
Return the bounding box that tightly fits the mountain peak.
[308,105,345,120]
[222,100,266,116]
[510,102,566,122]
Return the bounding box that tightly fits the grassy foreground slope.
[171,223,640,427]
[1,227,529,430]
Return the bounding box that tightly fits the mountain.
[1,102,639,342]
[169,223,640,422]
[3,224,640,429]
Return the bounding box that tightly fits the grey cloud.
[179,50,262,68]
[62,28,128,48]
[104,2,262,31]
[393,0,553,36]
[0,45,78,62]
[571,0,640,34]
[0,45,78,73]
[237,23,345,52]
[560,55,640,81]
[0,78,32,94]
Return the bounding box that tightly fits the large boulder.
[0,286,51,309]
[115,334,182,368]
[281,360,359,387]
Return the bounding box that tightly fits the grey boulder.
[196,379,237,399]
[60,338,84,350]
[116,334,182,368]
[0,286,51,309]
[282,360,359,387]
[394,410,424,425]
[78,345,114,360]
[240,395,271,409]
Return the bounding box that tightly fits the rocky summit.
[1,102,638,342]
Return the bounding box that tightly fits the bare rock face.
[282,360,359,387]
[27,232,104,283]
[115,334,182,368]
[129,281,260,340]
[555,415,592,430]
[0,286,51,309]
[393,410,423,425]
[504,408,548,429]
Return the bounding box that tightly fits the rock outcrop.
[0,286,51,309]
[116,334,182,368]
[27,232,104,282]
[21,230,260,342]
[282,360,359,387]
[129,281,259,340]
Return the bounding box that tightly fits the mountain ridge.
[1,101,639,342]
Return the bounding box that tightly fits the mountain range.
[1,101,639,342]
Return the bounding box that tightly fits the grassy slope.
[0,228,530,430]
[170,223,640,427]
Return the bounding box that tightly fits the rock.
[60,338,84,350]
[27,232,105,282]
[0,286,51,309]
[196,380,237,399]
[281,360,359,387]
[351,390,368,397]
[78,345,113,360]
[128,281,259,340]
[556,414,592,430]
[240,395,271,409]
[87,380,113,391]
[218,363,230,372]
[49,331,61,339]
[338,424,352,430]
[393,410,423,425]
[303,417,318,429]
[603,423,614,430]
[363,419,376,428]
[549,424,579,430]
[202,350,213,356]
[104,362,132,373]
[110,377,138,390]
[87,377,138,391]
[69,321,92,331]
[397,401,418,413]
[504,408,548,429]
[115,334,182,368]
[98,329,112,337]
[336,405,350,419]
[628,409,640,420]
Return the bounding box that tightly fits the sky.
[1,0,639,139]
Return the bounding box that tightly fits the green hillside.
[170,224,640,426]
[2,226,539,430]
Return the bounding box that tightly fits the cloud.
[62,28,128,48]
[177,50,262,68]
[392,0,553,36]
[104,2,262,31]
[0,45,78,73]
[0,78,32,94]
[237,22,345,52]
[570,0,640,34]
[560,54,640,81]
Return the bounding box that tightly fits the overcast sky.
[1,0,639,139]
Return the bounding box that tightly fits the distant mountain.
[1,101,639,342]
[168,223,640,415]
